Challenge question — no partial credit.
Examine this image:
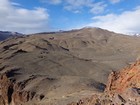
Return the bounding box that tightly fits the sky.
[0,0,140,34]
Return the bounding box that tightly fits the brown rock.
[0,73,37,105]
[106,60,140,93]
[12,90,36,105]
[0,74,13,105]
[0,96,5,105]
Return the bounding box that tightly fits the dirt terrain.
[0,28,140,105]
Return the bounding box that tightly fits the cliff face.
[105,60,140,104]
[106,60,140,93]
[0,73,44,105]
[0,74,11,105]
[68,60,140,105]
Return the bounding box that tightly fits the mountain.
[0,31,23,41]
[0,28,140,105]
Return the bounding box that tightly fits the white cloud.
[88,6,140,33]
[64,0,107,14]
[11,2,21,6]
[90,2,107,14]
[64,0,92,12]
[65,0,92,7]
[0,0,49,34]
[41,0,62,4]
[41,0,107,14]
[109,0,121,4]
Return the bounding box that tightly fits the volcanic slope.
[0,28,140,105]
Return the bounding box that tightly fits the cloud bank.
[0,0,49,34]
[88,6,140,34]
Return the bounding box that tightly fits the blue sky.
[0,0,140,34]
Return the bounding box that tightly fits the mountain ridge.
[0,31,23,41]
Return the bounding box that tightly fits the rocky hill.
[0,28,140,105]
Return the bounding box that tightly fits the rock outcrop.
[105,60,140,104]
[106,60,140,93]
[0,73,44,105]
[0,74,13,105]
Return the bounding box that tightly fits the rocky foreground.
[68,60,140,105]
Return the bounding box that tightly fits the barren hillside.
[0,28,140,105]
